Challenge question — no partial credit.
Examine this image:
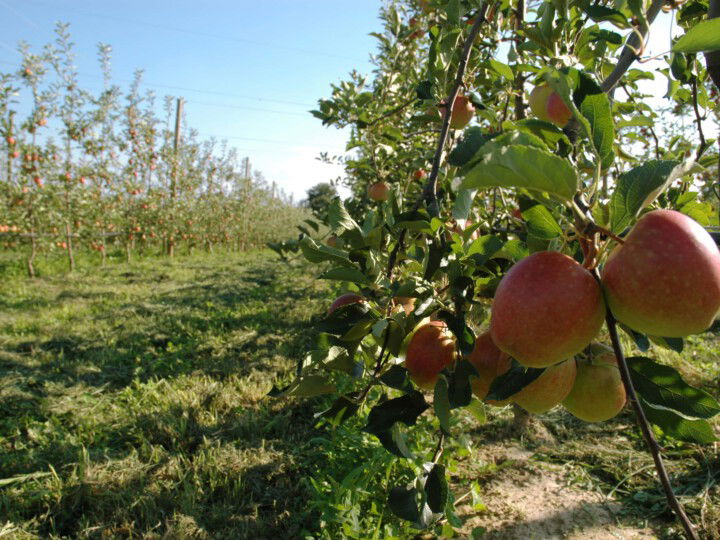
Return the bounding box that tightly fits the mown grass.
[0,250,718,539]
[0,250,339,538]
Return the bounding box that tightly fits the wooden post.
[168,97,183,257]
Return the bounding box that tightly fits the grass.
[0,250,718,538]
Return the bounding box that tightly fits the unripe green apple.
[404,321,456,389]
[328,293,364,315]
[368,181,390,201]
[601,209,720,337]
[467,331,512,406]
[528,84,572,128]
[512,358,576,414]
[490,251,605,368]
[563,344,626,422]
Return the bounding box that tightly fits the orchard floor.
[0,250,718,539]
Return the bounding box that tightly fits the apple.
[528,84,572,127]
[404,321,456,388]
[601,209,720,337]
[413,169,427,181]
[78,177,86,185]
[394,296,416,315]
[563,344,626,422]
[368,181,390,202]
[440,94,475,130]
[11,151,19,159]
[490,251,605,368]
[467,331,512,406]
[328,292,365,315]
[512,358,577,414]
[33,176,43,187]
[6,136,16,146]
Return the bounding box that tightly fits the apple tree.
[271,0,720,537]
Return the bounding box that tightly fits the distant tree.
[304,182,337,217]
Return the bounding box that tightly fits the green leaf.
[315,393,360,424]
[388,486,421,522]
[448,127,495,167]
[460,143,578,201]
[319,267,371,284]
[299,236,354,267]
[521,204,563,240]
[425,464,449,513]
[447,359,478,408]
[572,70,615,169]
[672,19,720,53]
[380,365,414,392]
[434,375,452,435]
[609,159,695,232]
[327,197,360,234]
[486,361,545,401]
[465,397,487,423]
[627,356,720,419]
[268,374,336,398]
[488,59,514,80]
[375,423,414,458]
[583,5,629,28]
[513,119,571,149]
[365,391,429,434]
[452,188,476,221]
[648,335,684,353]
[641,399,718,444]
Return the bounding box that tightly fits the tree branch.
[706,0,720,89]
[597,280,700,540]
[691,78,708,160]
[423,4,491,217]
[600,0,665,93]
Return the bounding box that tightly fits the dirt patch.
[456,443,657,539]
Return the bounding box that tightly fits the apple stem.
[599,272,699,540]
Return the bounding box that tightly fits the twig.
[367,97,418,127]
[596,269,700,540]
[600,0,665,93]
[386,4,493,280]
[691,78,708,160]
[423,4,491,217]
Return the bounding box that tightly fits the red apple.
[10,151,19,159]
[467,331,512,406]
[6,136,16,146]
[413,169,427,181]
[404,321,456,388]
[601,209,720,337]
[441,94,475,130]
[528,84,572,128]
[328,292,365,315]
[563,344,626,422]
[490,251,605,368]
[368,181,390,202]
[512,358,577,414]
[33,176,43,187]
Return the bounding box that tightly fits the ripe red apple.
[563,344,626,422]
[6,136,16,146]
[368,181,390,202]
[33,176,43,187]
[467,331,512,406]
[328,292,365,315]
[404,321,456,388]
[413,169,427,181]
[440,94,475,130]
[512,358,577,414]
[37,118,47,127]
[528,84,572,128]
[601,209,720,337]
[10,151,19,159]
[78,177,86,185]
[490,251,605,368]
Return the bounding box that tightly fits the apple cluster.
[326,209,720,423]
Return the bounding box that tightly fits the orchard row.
[0,24,307,276]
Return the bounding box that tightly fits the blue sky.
[0,0,384,200]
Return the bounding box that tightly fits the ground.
[0,251,718,539]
